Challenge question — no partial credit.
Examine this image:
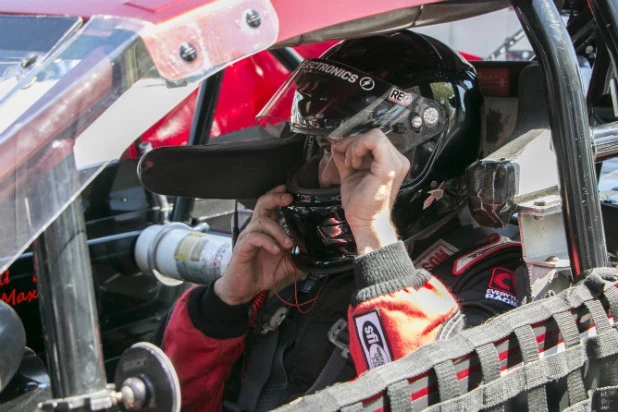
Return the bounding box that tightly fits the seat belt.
[235,275,329,411]
[305,318,351,394]
[236,328,280,411]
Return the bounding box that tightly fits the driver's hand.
[331,129,410,255]
[214,185,295,305]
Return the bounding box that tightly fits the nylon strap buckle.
[328,318,350,359]
[260,306,289,335]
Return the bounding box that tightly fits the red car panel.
[123,42,335,158]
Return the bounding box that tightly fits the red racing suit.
[163,241,459,411]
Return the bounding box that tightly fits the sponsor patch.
[359,76,375,91]
[415,239,459,272]
[353,310,393,370]
[387,87,413,106]
[477,68,510,97]
[452,233,520,276]
[302,60,358,83]
[486,267,518,307]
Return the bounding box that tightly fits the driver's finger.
[246,216,294,250]
[252,185,293,218]
[234,230,283,258]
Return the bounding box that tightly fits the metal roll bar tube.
[589,0,618,70]
[512,0,609,274]
[33,198,107,402]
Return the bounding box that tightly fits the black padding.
[510,64,549,137]
[481,64,549,162]
[138,134,305,199]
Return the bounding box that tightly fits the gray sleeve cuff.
[352,241,431,305]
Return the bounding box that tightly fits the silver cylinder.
[135,223,232,286]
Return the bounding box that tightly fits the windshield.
[0,0,278,272]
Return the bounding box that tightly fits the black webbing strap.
[305,348,348,395]
[236,330,279,411]
[514,325,548,410]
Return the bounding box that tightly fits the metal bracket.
[38,388,118,411]
[328,318,350,359]
[261,306,290,335]
[518,194,573,299]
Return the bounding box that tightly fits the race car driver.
[161,31,523,411]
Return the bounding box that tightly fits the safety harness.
[227,272,356,412]
[271,268,618,411]
[226,223,523,412]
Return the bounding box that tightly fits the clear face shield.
[257,58,449,188]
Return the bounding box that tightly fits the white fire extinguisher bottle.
[134,223,232,286]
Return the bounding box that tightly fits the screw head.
[179,42,197,62]
[245,9,261,28]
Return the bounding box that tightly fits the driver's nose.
[318,151,341,188]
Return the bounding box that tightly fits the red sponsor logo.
[415,240,458,272]
[488,267,517,295]
[0,270,8,287]
[477,68,510,97]
[0,270,39,307]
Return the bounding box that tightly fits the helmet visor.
[257,58,447,143]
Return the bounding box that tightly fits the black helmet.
[257,31,483,274]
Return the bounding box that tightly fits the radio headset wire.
[271,254,327,314]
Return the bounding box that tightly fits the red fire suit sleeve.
[347,241,459,375]
[163,285,250,412]
[163,241,459,410]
